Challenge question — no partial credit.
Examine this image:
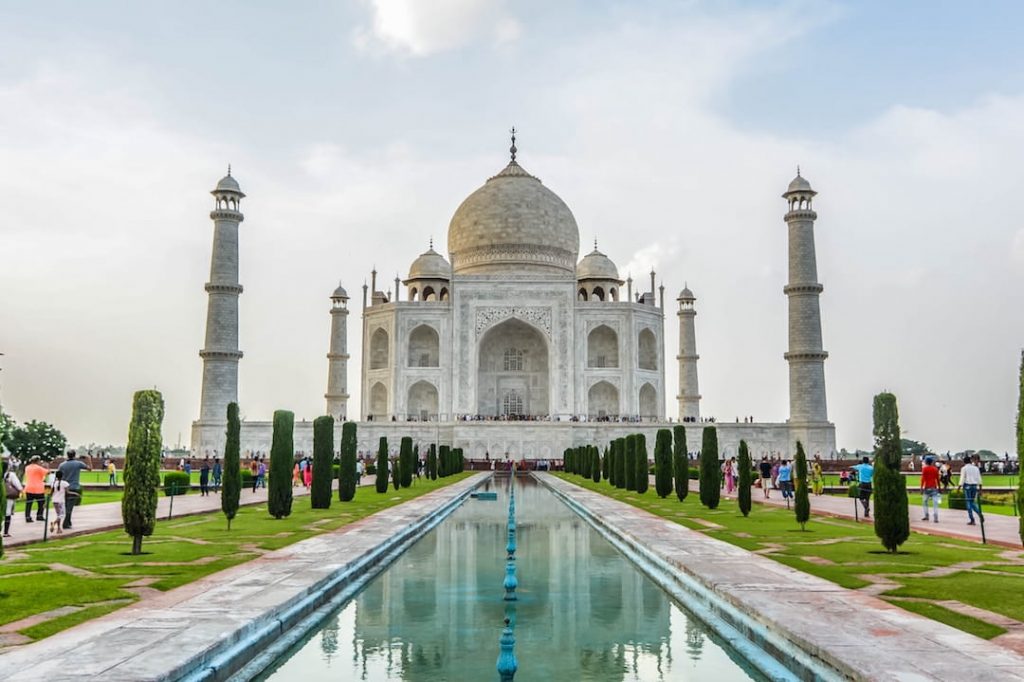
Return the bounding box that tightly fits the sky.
[2,0,1024,454]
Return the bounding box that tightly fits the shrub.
[699,427,720,509]
[162,471,191,496]
[123,390,164,554]
[399,437,414,488]
[592,446,602,484]
[602,445,610,481]
[268,410,294,519]
[439,445,450,477]
[392,454,401,489]
[221,402,241,529]
[635,434,649,494]
[375,437,389,493]
[310,416,333,509]
[673,425,688,502]
[737,439,752,517]
[848,482,860,498]
[688,467,700,480]
[338,422,357,502]
[614,438,626,489]
[872,393,909,553]
[240,469,254,488]
[624,435,637,491]
[794,441,810,530]
[654,429,673,498]
[427,443,437,480]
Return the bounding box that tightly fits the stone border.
[0,473,488,682]
[537,473,1024,682]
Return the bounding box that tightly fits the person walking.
[199,458,211,497]
[770,458,780,491]
[811,456,824,496]
[3,461,23,537]
[958,454,983,526]
[57,451,89,530]
[23,456,48,522]
[939,461,952,492]
[292,461,301,487]
[724,457,737,495]
[920,455,941,523]
[303,458,312,488]
[852,456,874,518]
[777,460,793,500]
[107,459,118,487]
[758,456,772,499]
[212,458,222,492]
[49,470,70,535]
[250,458,259,493]
[257,458,267,489]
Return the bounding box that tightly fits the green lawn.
[816,473,1018,490]
[554,473,1024,641]
[824,491,1020,517]
[0,473,471,643]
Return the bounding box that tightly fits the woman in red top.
[920,456,941,522]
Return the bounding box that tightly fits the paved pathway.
[546,473,1024,682]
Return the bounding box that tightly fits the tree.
[427,443,437,480]
[375,437,389,493]
[121,390,164,555]
[699,427,720,509]
[439,445,450,477]
[310,416,334,509]
[1017,351,1024,547]
[399,437,414,488]
[737,439,752,517]
[222,402,242,529]
[614,438,626,489]
[624,435,637,491]
[635,434,649,494]
[654,429,673,498]
[592,446,602,484]
[268,410,294,519]
[338,422,357,502]
[794,441,810,530]
[602,445,610,481]
[673,425,688,502]
[6,420,67,462]
[391,452,401,490]
[873,392,909,553]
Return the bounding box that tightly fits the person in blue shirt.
[852,456,874,517]
[777,460,793,499]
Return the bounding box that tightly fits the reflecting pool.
[259,477,767,681]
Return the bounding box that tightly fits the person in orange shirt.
[22,455,49,522]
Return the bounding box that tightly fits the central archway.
[476,318,549,417]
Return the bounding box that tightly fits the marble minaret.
[198,169,244,425]
[325,284,350,419]
[675,285,700,421]
[782,170,828,423]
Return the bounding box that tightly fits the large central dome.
[447,160,580,276]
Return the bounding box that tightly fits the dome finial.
[593,238,598,251]
[429,236,433,249]
[509,126,517,163]
[796,164,801,177]
[227,163,232,177]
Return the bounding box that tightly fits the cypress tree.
[391,453,401,490]
[737,439,752,517]
[268,410,294,519]
[582,446,591,478]
[873,392,909,552]
[427,443,437,480]
[310,416,334,509]
[635,434,649,494]
[399,436,414,488]
[375,436,389,493]
[699,427,721,509]
[794,441,810,530]
[122,389,164,554]
[592,446,602,484]
[221,402,241,530]
[439,445,450,477]
[1016,351,1024,547]
[602,445,610,481]
[673,424,688,502]
[615,438,626,489]
[413,444,420,480]
[625,435,637,491]
[654,429,673,498]
[338,421,357,502]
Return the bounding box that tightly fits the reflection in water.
[261,477,764,681]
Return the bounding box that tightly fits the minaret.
[676,285,700,421]
[198,168,244,424]
[783,169,828,423]
[325,284,350,419]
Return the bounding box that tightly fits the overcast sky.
[2,0,1023,453]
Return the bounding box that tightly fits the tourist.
[292,461,301,487]
[724,457,737,495]
[22,455,49,523]
[852,456,874,518]
[184,459,192,477]
[758,456,772,499]
[811,455,824,496]
[939,461,952,492]
[199,458,211,496]
[250,457,259,493]
[57,451,89,530]
[958,455,982,526]
[107,459,118,487]
[212,458,222,491]
[49,469,69,535]
[777,460,793,500]
[303,459,312,488]
[3,461,23,537]
[356,458,364,485]
[257,458,267,489]
[919,455,941,523]
[770,459,780,490]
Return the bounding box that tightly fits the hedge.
[162,471,191,496]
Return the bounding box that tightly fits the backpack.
[5,472,20,498]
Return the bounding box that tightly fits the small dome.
[216,173,241,193]
[678,285,695,300]
[331,284,349,299]
[577,247,621,281]
[408,247,451,280]
[784,171,814,195]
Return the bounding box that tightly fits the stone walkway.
[548,473,1024,681]
[0,473,485,681]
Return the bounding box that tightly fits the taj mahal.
[191,134,835,460]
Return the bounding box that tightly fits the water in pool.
[258,476,767,681]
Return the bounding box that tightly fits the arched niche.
[639,382,657,418]
[370,328,389,369]
[587,380,619,418]
[587,325,618,368]
[370,382,388,419]
[407,380,438,420]
[476,318,549,417]
[638,328,657,370]
[408,324,440,367]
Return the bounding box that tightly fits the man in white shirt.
[958,455,983,526]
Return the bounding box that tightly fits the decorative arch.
[587,325,618,368]
[422,286,436,301]
[592,286,605,301]
[587,380,619,418]
[477,318,549,417]
[577,288,588,301]
[439,287,449,301]
[370,382,388,419]
[638,328,657,370]
[370,328,389,369]
[408,287,418,301]
[609,287,618,302]
[408,324,440,367]
[639,382,657,418]
[407,380,438,420]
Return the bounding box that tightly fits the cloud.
[354,0,521,56]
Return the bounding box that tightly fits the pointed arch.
[587,380,619,418]
[639,382,657,418]
[407,380,438,420]
[587,325,618,368]
[638,328,657,370]
[370,328,389,369]
[408,324,440,367]
[370,382,388,419]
